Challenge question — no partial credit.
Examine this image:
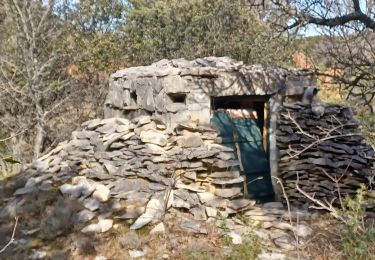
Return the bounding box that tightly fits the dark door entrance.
[211,96,274,201]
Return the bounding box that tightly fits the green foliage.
[218,213,261,259]
[357,112,375,145]
[338,185,375,260]
[227,236,262,260]
[340,227,375,260]
[124,0,295,66]
[62,0,128,73]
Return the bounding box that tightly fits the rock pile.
[3,115,259,234]
[277,102,375,206]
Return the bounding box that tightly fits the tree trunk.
[33,101,45,160]
[33,121,45,160]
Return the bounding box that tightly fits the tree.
[268,0,375,112]
[0,0,71,160]
[58,0,128,72]
[269,0,375,31]
[0,0,128,162]
[123,0,295,66]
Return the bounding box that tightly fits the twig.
[285,111,361,159]
[295,174,346,223]
[0,129,26,143]
[272,176,300,258]
[0,216,19,254]
[289,133,361,159]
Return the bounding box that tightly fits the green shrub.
[339,185,375,260]
[227,234,262,260]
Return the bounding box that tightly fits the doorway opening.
[211,95,274,201]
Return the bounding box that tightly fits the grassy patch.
[227,235,262,260]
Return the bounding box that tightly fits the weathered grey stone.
[162,75,187,93]
[293,224,313,238]
[134,121,157,135]
[140,130,168,146]
[130,196,164,230]
[93,184,110,202]
[115,208,145,220]
[39,180,53,191]
[211,176,244,185]
[83,197,101,211]
[175,183,205,193]
[205,207,217,217]
[96,123,116,135]
[210,171,240,178]
[81,218,113,233]
[110,179,148,194]
[180,218,207,234]
[274,234,296,251]
[191,206,207,220]
[31,160,49,171]
[133,115,151,126]
[14,185,36,196]
[214,188,242,198]
[206,198,228,208]
[144,143,166,155]
[148,183,167,191]
[172,189,199,209]
[183,171,196,181]
[166,103,186,113]
[263,202,284,209]
[84,118,103,130]
[74,209,96,224]
[179,161,203,168]
[197,192,216,204]
[177,133,204,148]
[211,160,239,168]
[150,222,165,234]
[103,162,118,175]
[228,199,255,210]
[59,182,93,199]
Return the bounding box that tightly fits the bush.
[339,185,375,260]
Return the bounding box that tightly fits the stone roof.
[111,56,312,80]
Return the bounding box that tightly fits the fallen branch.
[0,216,19,254]
[295,175,345,223]
[272,176,300,258]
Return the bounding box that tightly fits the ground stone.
[81,218,113,233]
[150,222,165,234]
[92,184,110,202]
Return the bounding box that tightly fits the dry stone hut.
[104,57,374,205]
[0,57,373,250]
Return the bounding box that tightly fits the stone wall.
[277,102,375,207]
[0,114,276,241]
[104,57,316,130]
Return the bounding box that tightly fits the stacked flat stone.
[9,115,256,232]
[277,102,375,207]
[105,57,316,130]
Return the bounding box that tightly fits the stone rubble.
[3,116,256,232]
[0,113,321,256]
[277,102,375,207]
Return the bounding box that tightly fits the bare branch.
[0,129,26,143]
[0,216,19,254]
